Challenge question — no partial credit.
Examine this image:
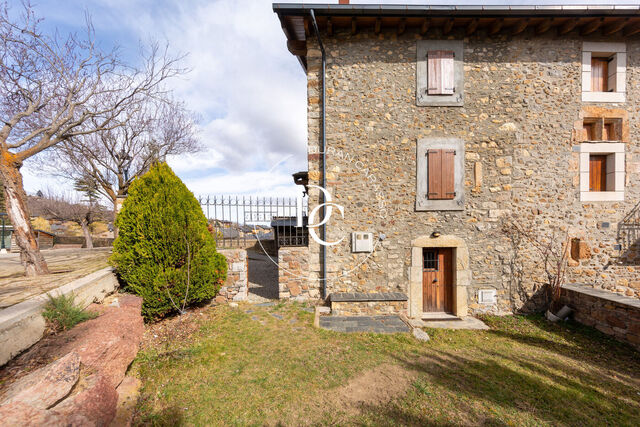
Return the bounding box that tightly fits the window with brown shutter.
[427,149,456,200]
[591,57,609,92]
[589,154,607,192]
[583,122,595,141]
[427,50,455,95]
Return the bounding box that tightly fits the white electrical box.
[478,289,497,304]
[351,232,374,253]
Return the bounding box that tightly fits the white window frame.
[581,42,626,103]
[579,142,625,202]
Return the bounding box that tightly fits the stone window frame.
[416,40,464,107]
[416,138,465,211]
[579,142,625,202]
[581,42,626,103]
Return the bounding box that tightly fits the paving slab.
[319,315,411,334]
[414,316,489,330]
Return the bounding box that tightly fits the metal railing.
[618,200,640,258]
[199,195,308,249]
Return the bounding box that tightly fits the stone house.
[273,3,640,320]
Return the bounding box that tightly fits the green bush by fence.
[110,163,227,320]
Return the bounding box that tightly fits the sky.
[21,0,639,199]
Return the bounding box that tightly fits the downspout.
[309,9,327,299]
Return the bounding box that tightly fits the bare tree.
[49,98,200,215]
[501,215,570,313]
[29,190,108,249]
[0,2,184,275]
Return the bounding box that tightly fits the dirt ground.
[0,248,111,308]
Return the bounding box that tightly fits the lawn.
[131,302,640,426]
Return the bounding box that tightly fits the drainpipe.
[309,9,327,299]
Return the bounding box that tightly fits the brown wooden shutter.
[427,149,456,200]
[427,50,455,95]
[441,149,456,199]
[589,154,607,192]
[427,150,443,199]
[591,58,608,92]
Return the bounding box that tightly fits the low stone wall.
[278,246,313,300]
[560,283,640,351]
[0,267,118,366]
[331,301,408,316]
[217,249,248,302]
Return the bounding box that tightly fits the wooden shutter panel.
[589,154,607,192]
[427,149,456,200]
[427,150,443,199]
[427,50,455,95]
[591,58,608,92]
[441,150,456,199]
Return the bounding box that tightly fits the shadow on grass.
[134,404,185,426]
[359,316,640,426]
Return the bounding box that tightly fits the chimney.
[339,0,349,4]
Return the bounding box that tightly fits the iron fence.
[199,195,308,249]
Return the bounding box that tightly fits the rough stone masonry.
[301,26,640,316]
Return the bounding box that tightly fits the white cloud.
[22,0,307,198]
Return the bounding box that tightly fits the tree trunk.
[0,152,49,276]
[80,218,94,249]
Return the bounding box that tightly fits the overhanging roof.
[273,3,640,71]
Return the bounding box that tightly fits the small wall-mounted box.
[478,289,497,304]
[351,232,374,253]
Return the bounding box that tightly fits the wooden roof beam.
[397,18,406,35]
[420,18,430,35]
[374,17,381,35]
[603,18,629,36]
[511,18,529,35]
[351,17,357,35]
[535,18,554,35]
[624,21,640,37]
[442,18,454,35]
[558,18,579,35]
[581,18,604,35]
[326,17,333,36]
[466,18,479,36]
[287,40,307,56]
[489,18,504,35]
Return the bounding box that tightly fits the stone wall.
[305,28,640,316]
[331,301,407,316]
[560,284,640,350]
[278,246,312,300]
[217,249,248,302]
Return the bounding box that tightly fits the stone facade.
[217,249,248,302]
[560,284,640,350]
[278,246,312,300]
[303,28,640,316]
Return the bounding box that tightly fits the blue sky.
[21,0,639,197]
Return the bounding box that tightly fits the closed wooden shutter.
[591,57,608,92]
[427,149,456,200]
[427,50,455,95]
[589,154,607,192]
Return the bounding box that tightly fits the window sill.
[582,92,625,103]
[580,191,624,202]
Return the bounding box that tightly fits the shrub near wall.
[110,163,226,320]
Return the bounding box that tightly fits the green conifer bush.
[110,163,226,319]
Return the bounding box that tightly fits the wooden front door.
[422,248,454,313]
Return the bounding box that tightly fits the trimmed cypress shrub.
[110,162,226,320]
